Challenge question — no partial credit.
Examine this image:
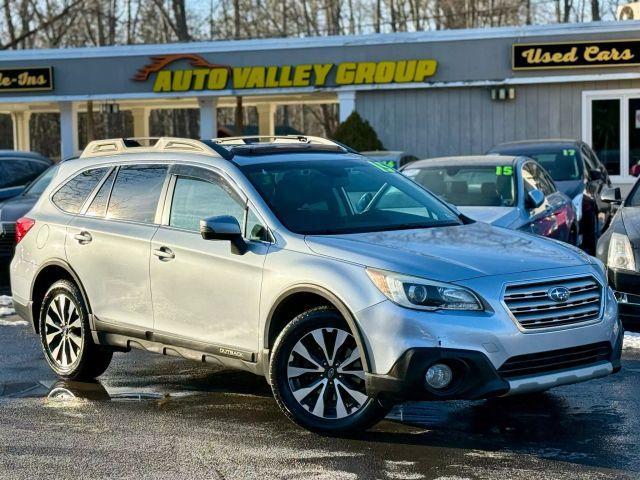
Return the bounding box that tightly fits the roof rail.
[211,135,358,153]
[80,137,223,159]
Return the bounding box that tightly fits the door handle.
[153,247,175,261]
[73,231,92,244]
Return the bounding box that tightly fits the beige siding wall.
[356,80,640,159]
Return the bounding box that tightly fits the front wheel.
[269,306,390,434]
[39,280,113,380]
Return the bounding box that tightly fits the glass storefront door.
[586,92,640,183]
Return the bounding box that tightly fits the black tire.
[39,279,112,381]
[269,306,391,434]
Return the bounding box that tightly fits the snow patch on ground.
[0,318,27,326]
[624,331,640,350]
[0,295,15,318]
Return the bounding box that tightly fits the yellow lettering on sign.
[246,66,266,88]
[354,62,376,84]
[207,68,228,90]
[265,66,279,88]
[336,63,356,84]
[313,63,333,86]
[394,60,417,82]
[374,61,395,83]
[279,66,293,87]
[172,70,192,91]
[191,69,208,90]
[232,67,252,89]
[584,46,635,62]
[153,70,172,92]
[414,60,437,81]
[292,64,312,86]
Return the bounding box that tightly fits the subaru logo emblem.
[548,286,570,303]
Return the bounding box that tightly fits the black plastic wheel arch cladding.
[265,285,372,374]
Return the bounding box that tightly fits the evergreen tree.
[332,112,384,152]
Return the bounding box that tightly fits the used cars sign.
[513,39,640,70]
[0,67,53,92]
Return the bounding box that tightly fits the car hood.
[0,195,37,222]
[554,180,583,199]
[622,207,640,245]
[457,206,519,227]
[305,222,586,282]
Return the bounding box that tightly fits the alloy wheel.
[44,294,83,368]
[286,327,367,419]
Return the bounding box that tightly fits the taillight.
[15,217,35,244]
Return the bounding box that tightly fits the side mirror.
[589,169,603,181]
[199,215,247,255]
[601,187,622,205]
[356,192,373,213]
[525,189,545,209]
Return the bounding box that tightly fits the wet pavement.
[0,268,639,478]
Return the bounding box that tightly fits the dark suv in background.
[489,140,612,254]
[0,151,52,202]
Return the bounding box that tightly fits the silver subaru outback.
[10,136,623,433]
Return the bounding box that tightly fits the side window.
[107,165,168,223]
[169,176,245,232]
[540,170,557,194]
[246,208,269,241]
[522,163,541,194]
[581,146,599,172]
[52,167,109,214]
[86,169,116,217]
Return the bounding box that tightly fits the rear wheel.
[270,306,391,434]
[39,280,112,380]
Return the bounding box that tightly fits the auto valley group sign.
[133,54,438,92]
[513,39,640,70]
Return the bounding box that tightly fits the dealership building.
[1,20,640,188]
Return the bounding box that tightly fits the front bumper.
[366,326,623,401]
[608,268,640,330]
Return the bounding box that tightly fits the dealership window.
[586,92,640,181]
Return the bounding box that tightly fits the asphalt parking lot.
[1,273,639,480]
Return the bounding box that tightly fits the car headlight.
[608,232,636,272]
[572,193,583,222]
[366,268,483,311]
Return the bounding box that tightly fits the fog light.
[425,363,453,390]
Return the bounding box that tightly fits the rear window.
[0,159,49,189]
[512,148,582,182]
[403,165,517,207]
[52,167,109,214]
[23,165,59,196]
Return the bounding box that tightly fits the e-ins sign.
[513,39,640,70]
[133,54,437,92]
[0,67,53,92]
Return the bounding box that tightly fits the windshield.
[23,165,58,196]
[241,159,462,235]
[520,148,582,181]
[403,165,517,207]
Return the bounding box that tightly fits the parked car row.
[8,136,625,435]
[369,138,639,334]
